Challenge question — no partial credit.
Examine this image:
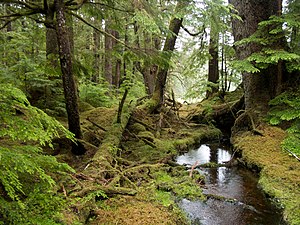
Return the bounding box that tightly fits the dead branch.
[189,161,199,177]
[131,117,156,131]
[283,147,300,162]
[86,117,107,131]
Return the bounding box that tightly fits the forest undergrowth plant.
[231,13,300,74]
[268,89,300,157]
[0,84,75,224]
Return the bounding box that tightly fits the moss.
[153,170,205,201]
[129,123,146,134]
[137,131,155,142]
[90,196,185,225]
[233,126,300,225]
[78,100,95,112]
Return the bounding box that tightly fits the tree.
[207,22,219,97]
[229,0,282,115]
[55,0,83,155]
[1,1,84,154]
[150,0,189,112]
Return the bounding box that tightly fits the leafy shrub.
[79,81,115,107]
[269,90,300,156]
[0,84,74,224]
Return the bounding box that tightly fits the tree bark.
[229,0,282,114]
[92,28,100,83]
[104,19,113,86]
[207,30,219,98]
[112,30,121,88]
[150,1,188,112]
[55,0,83,154]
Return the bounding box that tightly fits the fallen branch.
[131,117,156,131]
[189,161,199,177]
[86,117,107,132]
[283,147,300,162]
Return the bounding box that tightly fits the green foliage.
[269,90,300,156]
[233,13,300,73]
[79,80,115,108]
[0,84,74,224]
[81,189,107,204]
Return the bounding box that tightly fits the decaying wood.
[86,117,107,132]
[131,117,156,131]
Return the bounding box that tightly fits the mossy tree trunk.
[149,1,188,113]
[55,0,83,154]
[104,18,113,86]
[229,0,282,115]
[207,27,219,98]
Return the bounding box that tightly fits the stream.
[176,143,285,225]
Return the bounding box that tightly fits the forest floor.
[233,126,300,225]
[56,103,221,224]
[55,93,300,225]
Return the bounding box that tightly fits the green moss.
[155,190,174,207]
[138,131,155,142]
[234,126,300,225]
[153,170,205,201]
[129,123,146,134]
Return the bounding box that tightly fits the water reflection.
[176,144,284,225]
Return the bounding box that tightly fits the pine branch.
[0,11,39,29]
[1,0,42,11]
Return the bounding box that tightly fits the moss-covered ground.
[53,103,222,225]
[233,126,300,225]
[55,90,300,225]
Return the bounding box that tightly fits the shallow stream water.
[176,143,284,225]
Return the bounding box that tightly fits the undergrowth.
[0,84,74,224]
[268,89,300,156]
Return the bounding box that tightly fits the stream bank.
[176,143,284,225]
[232,126,300,225]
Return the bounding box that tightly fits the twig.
[189,161,199,177]
[283,147,300,162]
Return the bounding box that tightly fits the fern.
[0,84,75,224]
[269,90,300,157]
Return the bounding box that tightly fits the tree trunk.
[55,0,83,154]
[229,0,281,114]
[92,28,100,83]
[150,1,188,112]
[207,31,219,98]
[112,30,121,88]
[46,7,59,68]
[104,19,113,86]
